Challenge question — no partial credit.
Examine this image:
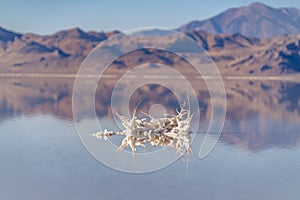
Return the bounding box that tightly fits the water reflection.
[0,97,16,119]
[279,82,300,113]
[0,77,300,152]
[0,78,73,120]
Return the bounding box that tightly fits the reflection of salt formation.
[93,102,193,157]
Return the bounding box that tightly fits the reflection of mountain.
[1,78,299,121]
[279,82,300,113]
[220,80,300,151]
[0,78,299,151]
[221,117,300,152]
[0,97,15,118]
[0,78,73,119]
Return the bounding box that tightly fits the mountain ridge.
[1,25,300,75]
[0,27,21,42]
[178,2,300,38]
[1,2,300,75]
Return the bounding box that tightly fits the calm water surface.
[0,78,300,200]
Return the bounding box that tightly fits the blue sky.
[1,0,300,34]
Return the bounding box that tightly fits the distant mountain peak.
[53,27,86,38]
[247,1,273,11]
[178,2,300,38]
[51,27,109,42]
[249,2,268,7]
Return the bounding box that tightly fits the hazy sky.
[1,0,300,34]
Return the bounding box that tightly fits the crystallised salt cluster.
[93,101,194,157]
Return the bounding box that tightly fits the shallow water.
[0,78,300,200]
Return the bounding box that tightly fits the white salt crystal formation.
[93,101,194,157]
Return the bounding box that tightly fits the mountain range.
[178,2,300,38]
[1,2,300,75]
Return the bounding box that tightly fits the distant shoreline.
[0,73,299,82]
